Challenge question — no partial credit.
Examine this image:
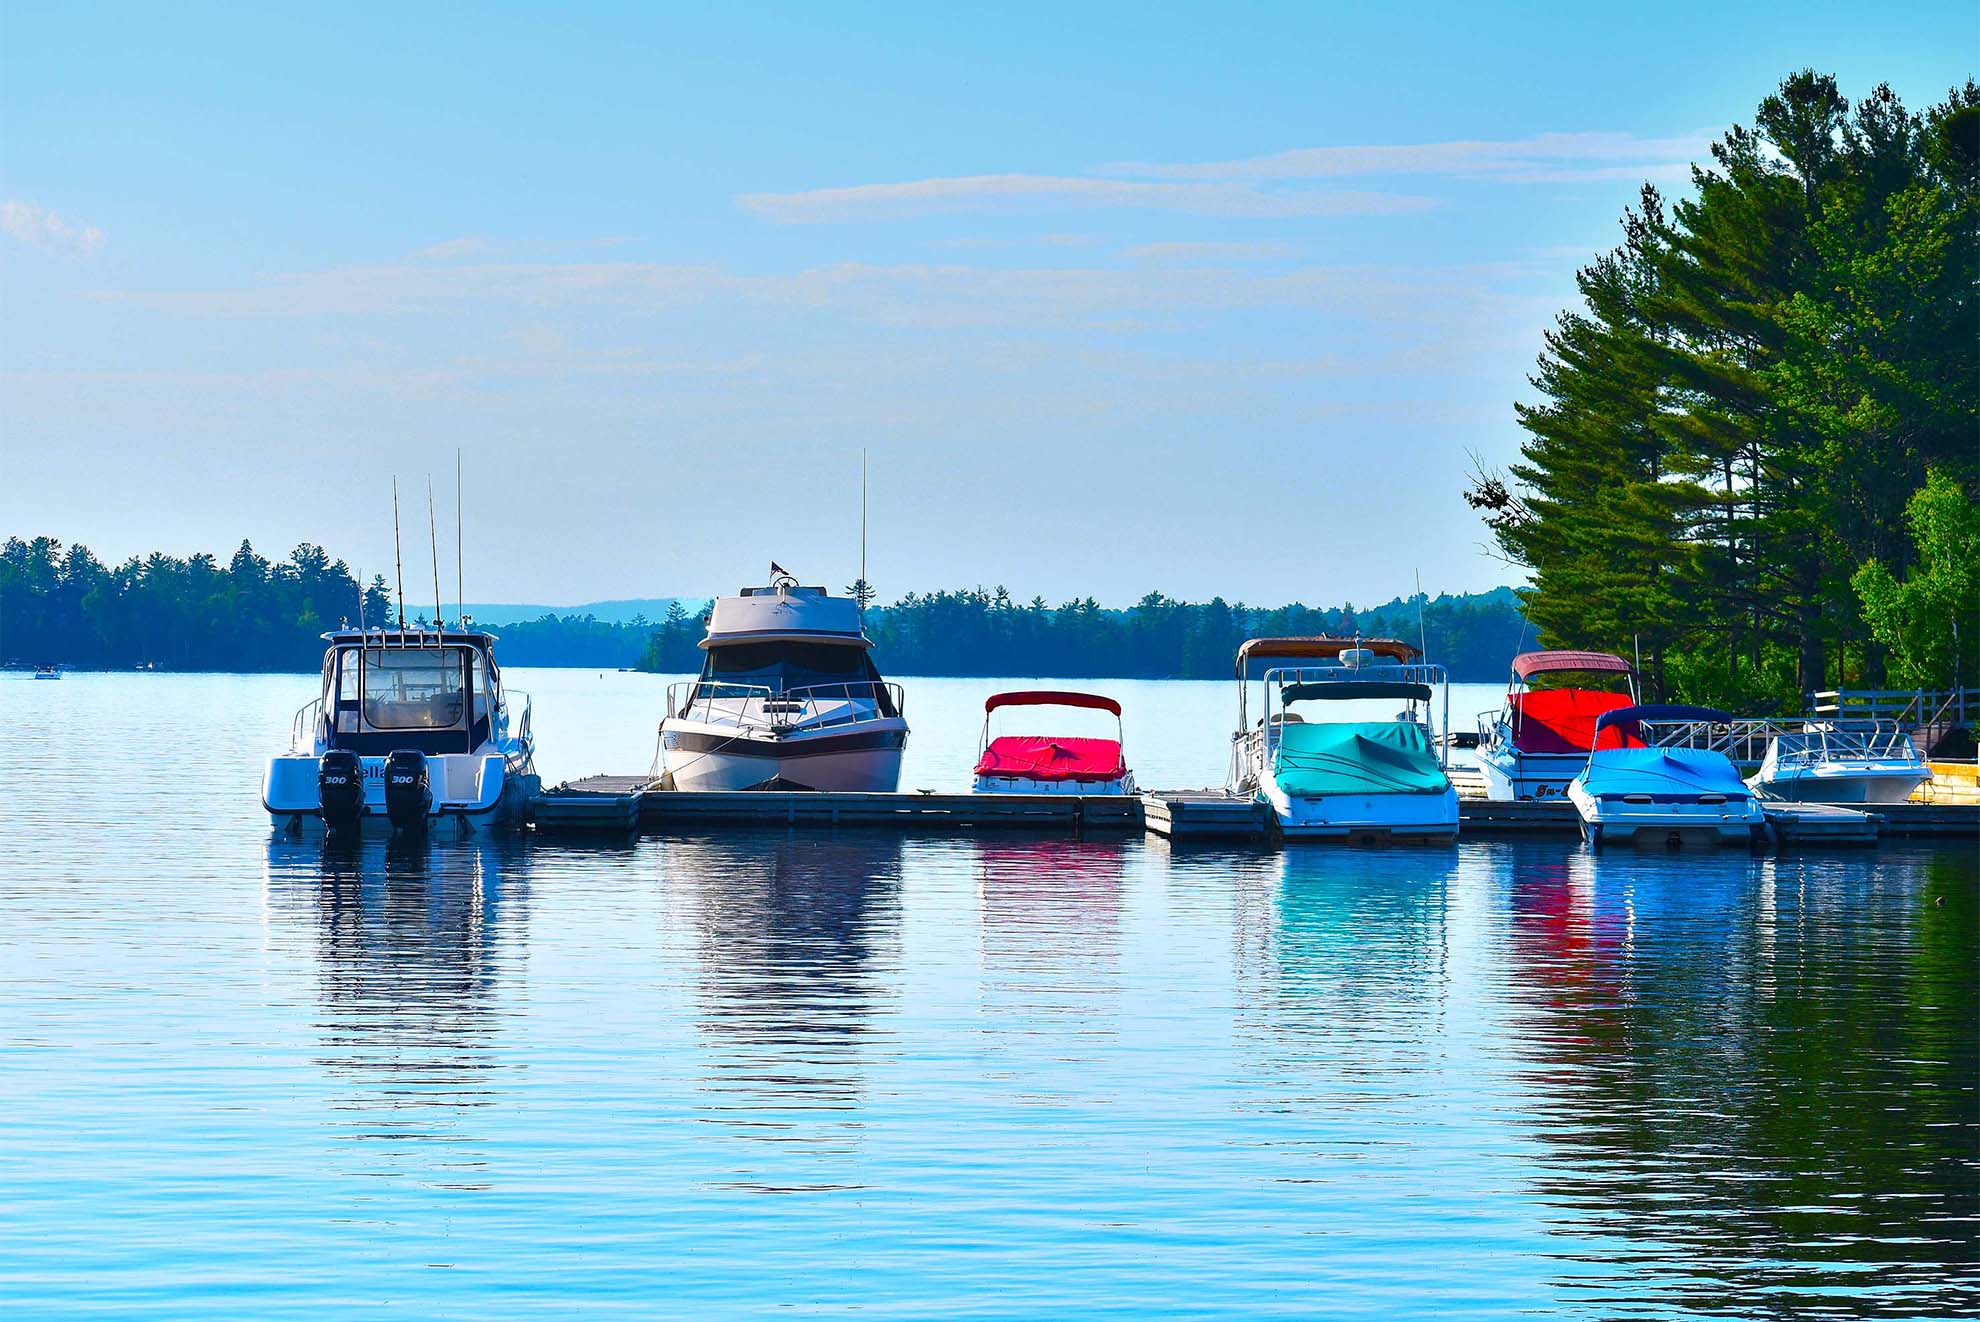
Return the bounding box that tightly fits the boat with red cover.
[1476,650,1641,801]
[973,691,1136,795]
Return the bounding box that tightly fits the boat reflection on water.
[668,831,904,1192]
[262,833,531,1192]
[1232,846,1459,1063]
[1495,843,1979,1317]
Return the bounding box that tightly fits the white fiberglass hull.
[660,720,907,793]
[1567,781,1768,849]
[1261,784,1460,842]
[1748,763,1927,804]
[263,752,536,835]
[1476,745,1589,801]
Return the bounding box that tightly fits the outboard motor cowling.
[318,749,365,834]
[383,750,431,833]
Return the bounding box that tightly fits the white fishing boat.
[657,569,907,792]
[264,626,536,835]
[1748,721,1929,804]
[1476,650,1640,800]
[1567,704,1768,849]
[973,690,1136,795]
[33,663,61,680]
[1228,637,1458,842]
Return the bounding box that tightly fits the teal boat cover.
[1272,722,1452,797]
[1578,747,1750,800]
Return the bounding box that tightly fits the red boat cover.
[1512,689,1645,753]
[1511,650,1633,679]
[984,690,1121,715]
[975,736,1127,782]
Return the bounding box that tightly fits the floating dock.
[530,777,1975,845]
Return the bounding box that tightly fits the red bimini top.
[975,736,1128,783]
[1512,689,1644,754]
[1510,650,1633,680]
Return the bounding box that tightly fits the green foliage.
[1472,72,1980,709]
[1851,470,1980,688]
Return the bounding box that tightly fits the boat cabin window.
[704,641,873,690]
[362,648,468,729]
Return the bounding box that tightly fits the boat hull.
[1475,745,1589,801]
[1261,785,1460,842]
[661,722,907,792]
[1567,781,1768,849]
[263,753,536,835]
[974,772,1136,796]
[1749,766,1928,804]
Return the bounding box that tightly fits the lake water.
[3,671,1974,1319]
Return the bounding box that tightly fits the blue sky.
[3,2,1972,606]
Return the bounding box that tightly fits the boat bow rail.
[667,679,905,732]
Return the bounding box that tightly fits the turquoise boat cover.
[1272,722,1452,797]
[1578,747,1750,800]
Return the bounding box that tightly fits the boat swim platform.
[531,778,1976,844]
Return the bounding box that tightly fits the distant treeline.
[1,535,1529,679]
[637,586,1529,681]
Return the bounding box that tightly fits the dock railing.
[1810,688,1977,755]
[1637,716,1796,766]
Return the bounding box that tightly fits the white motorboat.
[973,690,1136,795]
[1567,704,1768,849]
[657,570,907,792]
[264,626,537,835]
[1476,650,1640,800]
[1229,636,1458,842]
[1748,721,1929,804]
[32,663,60,680]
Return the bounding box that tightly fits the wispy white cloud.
[1108,131,1711,181]
[738,174,1435,223]
[1122,240,1301,263]
[740,131,1708,225]
[1,199,105,254]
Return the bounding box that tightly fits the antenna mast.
[1415,568,1428,660]
[427,477,443,631]
[859,448,869,620]
[392,478,406,628]
[455,448,465,627]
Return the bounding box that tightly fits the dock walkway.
[531,777,1974,845]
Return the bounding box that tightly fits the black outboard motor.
[318,749,365,834]
[383,750,431,834]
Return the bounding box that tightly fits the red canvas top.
[1511,650,1633,679]
[1512,689,1645,753]
[984,690,1122,716]
[975,736,1128,782]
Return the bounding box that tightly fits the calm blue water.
[2,672,1974,1318]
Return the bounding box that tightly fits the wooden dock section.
[529,777,1976,845]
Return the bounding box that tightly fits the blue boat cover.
[1273,722,1452,797]
[1579,747,1751,800]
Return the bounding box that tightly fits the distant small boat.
[1749,721,1928,804]
[1229,636,1457,842]
[974,691,1136,795]
[1476,650,1639,800]
[32,664,60,680]
[1567,705,1768,849]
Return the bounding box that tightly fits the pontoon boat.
[263,627,537,835]
[1748,721,1929,803]
[657,569,907,792]
[1229,637,1458,841]
[1567,705,1767,849]
[973,690,1136,795]
[1476,650,1640,800]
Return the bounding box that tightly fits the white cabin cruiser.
[1567,705,1767,849]
[1748,721,1929,804]
[1229,637,1458,842]
[657,571,907,792]
[1476,650,1640,800]
[264,627,536,836]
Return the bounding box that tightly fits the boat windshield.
[703,641,874,693]
[362,648,468,729]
